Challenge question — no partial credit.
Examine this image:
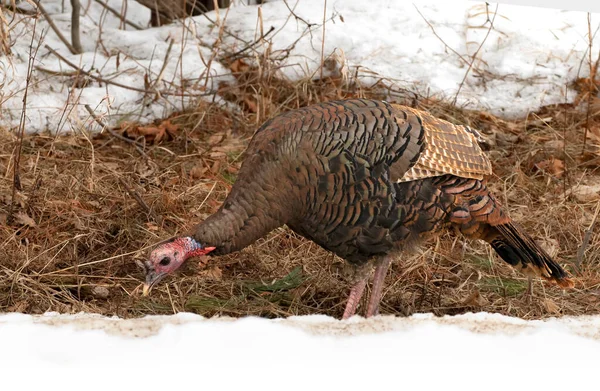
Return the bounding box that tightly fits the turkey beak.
[143,267,166,297]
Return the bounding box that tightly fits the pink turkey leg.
[342,277,367,319]
[366,255,393,317]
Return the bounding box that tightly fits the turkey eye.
[159,257,171,266]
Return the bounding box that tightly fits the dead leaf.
[544,140,565,151]
[210,160,221,174]
[538,238,559,258]
[534,157,564,178]
[91,286,110,300]
[229,58,250,74]
[145,222,160,231]
[122,119,178,144]
[570,184,600,202]
[462,289,488,307]
[190,165,207,180]
[14,212,36,227]
[199,266,222,281]
[543,298,560,314]
[207,134,225,145]
[243,97,258,113]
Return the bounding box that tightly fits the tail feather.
[443,177,573,288]
[490,222,574,288]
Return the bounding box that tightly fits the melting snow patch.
[0,0,599,133]
[1,312,600,390]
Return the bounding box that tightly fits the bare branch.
[70,0,82,54]
[93,0,144,30]
[45,44,213,97]
[84,104,148,157]
[30,0,79,54]
[453,3,498,105]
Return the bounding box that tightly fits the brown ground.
[2,64,600,319]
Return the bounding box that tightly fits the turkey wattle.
[143,99,573,318]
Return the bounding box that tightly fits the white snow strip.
[1,0,599,133]
[1,312,599,390]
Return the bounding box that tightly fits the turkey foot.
[342,262,373,319]
[366,255,393,317]
[342,277,367,319]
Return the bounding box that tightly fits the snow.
[1,0,599,133]
[2,311,600,389]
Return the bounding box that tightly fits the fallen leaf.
[534,157,564,178]
[91,286,110,300]
[207,134,224,145]
[199,266,222,281]
[543,139,565,151]
[190,165,207,180]
[145,222,159,231]
[229,58,250,74]
[461,289,488,307]
[543,298,560,314]
[14,212,36,227]
[570,184,600,202]
[538,238,559,258]
[243,97,258,113]
[122,119,178,144]
[210,160,221,174]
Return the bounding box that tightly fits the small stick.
[31,0,79,54]
[151,38,174,90]
[84,104,148,157]
[117,176,161,223]
[319,0,327,80]
[582,13,594,155]
[414,5,471,67]
[93,0,143,30]
[574,198,600,270]
[70,0,82,54]
[453,3,498,105]
[45,45,213,98]
[8,16,40,224]
[222,26,275,61]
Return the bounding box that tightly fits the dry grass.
[2,61,600,320]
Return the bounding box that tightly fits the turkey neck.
[192,173,291,255]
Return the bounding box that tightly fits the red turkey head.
[142,237,216,296]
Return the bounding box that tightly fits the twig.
[45,45,212,97]
[30,0,79,54]
[92,0,143,30]
[8,16,40,225]
[117,176,161,223]
[575,198,600,270]
[453,3,498,105]
[414,5,470,67]
[150,38,174,90]
[70,0,82,54]
[283,0,316,27]
[221,26,275,61]
[319,0,327,80]
[84,104,147,157]
[582,13,594,155]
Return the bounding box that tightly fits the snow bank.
[1,0,598,133]
[2,312,599,389]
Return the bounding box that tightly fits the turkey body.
[188,98,572,317]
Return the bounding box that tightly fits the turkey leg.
[342,277,367,319]
[366,255,393,317]
[342,262,373,319]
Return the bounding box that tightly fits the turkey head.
[143,237,216,295]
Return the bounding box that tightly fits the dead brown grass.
[2,61,600,320]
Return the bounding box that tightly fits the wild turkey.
[142,99,573,318]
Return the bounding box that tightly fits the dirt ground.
[2,66,600,320]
